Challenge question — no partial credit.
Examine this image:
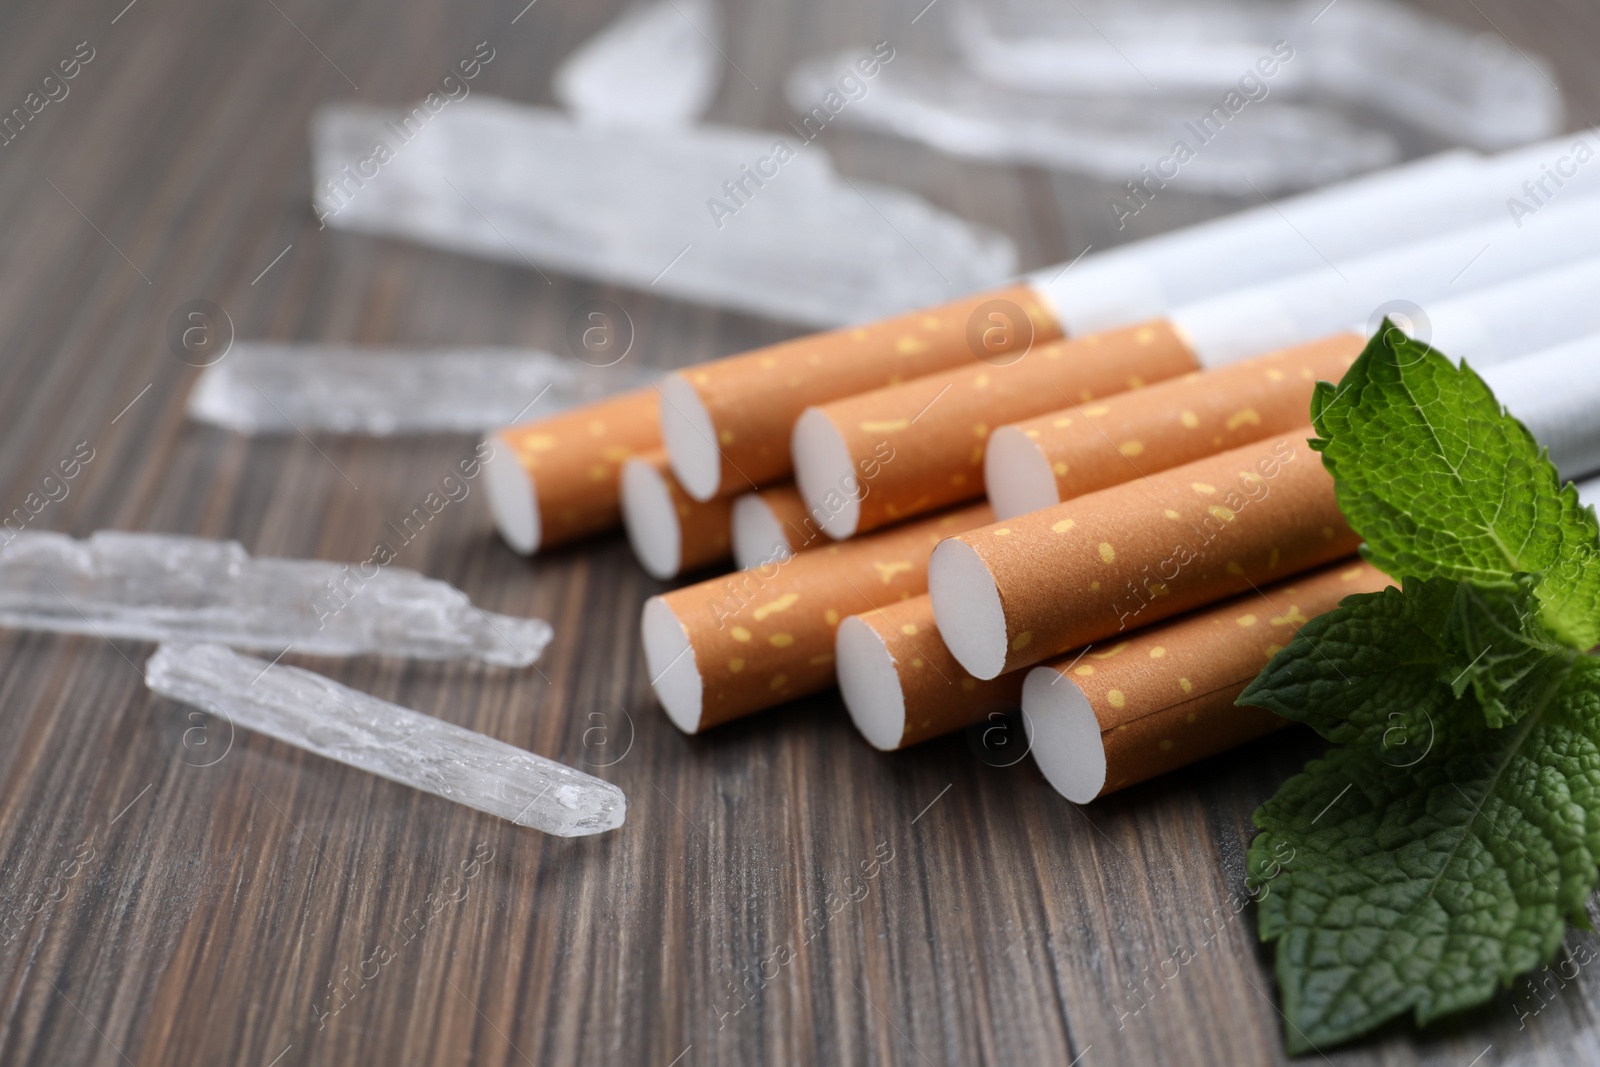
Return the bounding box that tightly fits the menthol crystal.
[311,97,1016,328]
[553,0,723,128]
[187,343,656,436]
[146,643,624,836]
[0,531,551,667]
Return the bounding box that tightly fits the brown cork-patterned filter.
[836,594,1023,751]
[928,427,1361,680]
[1022,560,1391,802]
[731,483,821,569]
[621,450,733,580]
[640,504,993,734]
[485,389,660,554]
[792,320,1201,540]
[986,334,1363,519]
[658,284,1061,502]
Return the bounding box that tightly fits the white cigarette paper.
[1481,337,1600,480]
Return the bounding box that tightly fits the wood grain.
[1,0,1598,1064]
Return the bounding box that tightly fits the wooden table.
[2,0,1597,1063]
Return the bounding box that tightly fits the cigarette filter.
[483,389,660,554]
[641,504,992,733]
[658,285,1060,501]
[621,450,733,580]
[836,594,1024,751]
[986,335,1362,518]
[792,321,1201,539]
[731,483,815,569]
[1023,560,1391,802]
[930,428,1359,679]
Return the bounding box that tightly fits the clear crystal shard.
[1309,0,1562,151]
[0,531,551,667]
[553,0,724,127]
[146,643,625,836]
[311,98,1016,328]
[944,0,1560,151]
[785,50,1397,194]
[187,343,656,436]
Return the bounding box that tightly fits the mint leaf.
[1238,579,1455,754]
[1445,576,1574,728]
[1250,657,1600,1053]
[1310,324,1600,649]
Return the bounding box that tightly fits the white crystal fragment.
[311,98,1016,328]
[785,51,1396,193]
[145,643,624,836]
[1309,0,1562,151]
[945,0,1560,151]
[952,0,1314,98]
[553,0,723,127]
[187,343,655,436]
[0,531,550,667]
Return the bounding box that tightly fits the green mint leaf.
[1249,656,1600,1053]
[1237,578,1455,753]
[1445,576,1574,728]
[1309,324,1600,650]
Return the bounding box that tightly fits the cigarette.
[794,203,1600,539]
[792,321,1202,539]
[1414,255,1600,367]
[1168,192,1600,369]
[621,450,733,580]
[1022,560,1392,802]
[986,335,1363,518]
[659,285,1061,501]
[731,483,814,569]
[1480,334,1600,481]
[660,142,1595,504]
[1578,474,1600,510]
[483,389,659,554]
[930,428,1360,679]
[641,503,992,733]
[836,594,1023,751]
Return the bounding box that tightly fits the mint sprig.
[1251,659,1600,1052]
[1240,323,1600,1051]
[1308,326,1600,649]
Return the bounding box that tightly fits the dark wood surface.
[2,0,1599,1064]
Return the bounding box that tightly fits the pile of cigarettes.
[479,133,1600,804]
